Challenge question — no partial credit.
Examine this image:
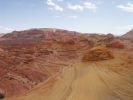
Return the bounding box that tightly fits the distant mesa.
[0,28,80,45]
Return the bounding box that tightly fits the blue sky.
[0,0,133,35]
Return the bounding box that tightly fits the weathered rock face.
[0,29,45,45]
[82,46,114,61]
[0,28,84,96]
[106,39,125,49]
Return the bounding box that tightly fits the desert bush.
[82,46,114,61]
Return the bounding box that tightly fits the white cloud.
[0,26,14,33]
[67,2,97,12]
[83,2,97,10]
[46,0,63,12]
[117,2,133,13]
[46,0,97,12]
[68,3,84,11]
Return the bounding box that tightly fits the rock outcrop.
[0,28,83,96]
[82,46,114,61]
[106,39,125,49]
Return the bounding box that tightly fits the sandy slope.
[5,57,133,100]
[67,62,133,100]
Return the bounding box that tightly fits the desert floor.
[5,55,133,100]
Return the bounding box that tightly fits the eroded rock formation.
[82,46,114,61]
